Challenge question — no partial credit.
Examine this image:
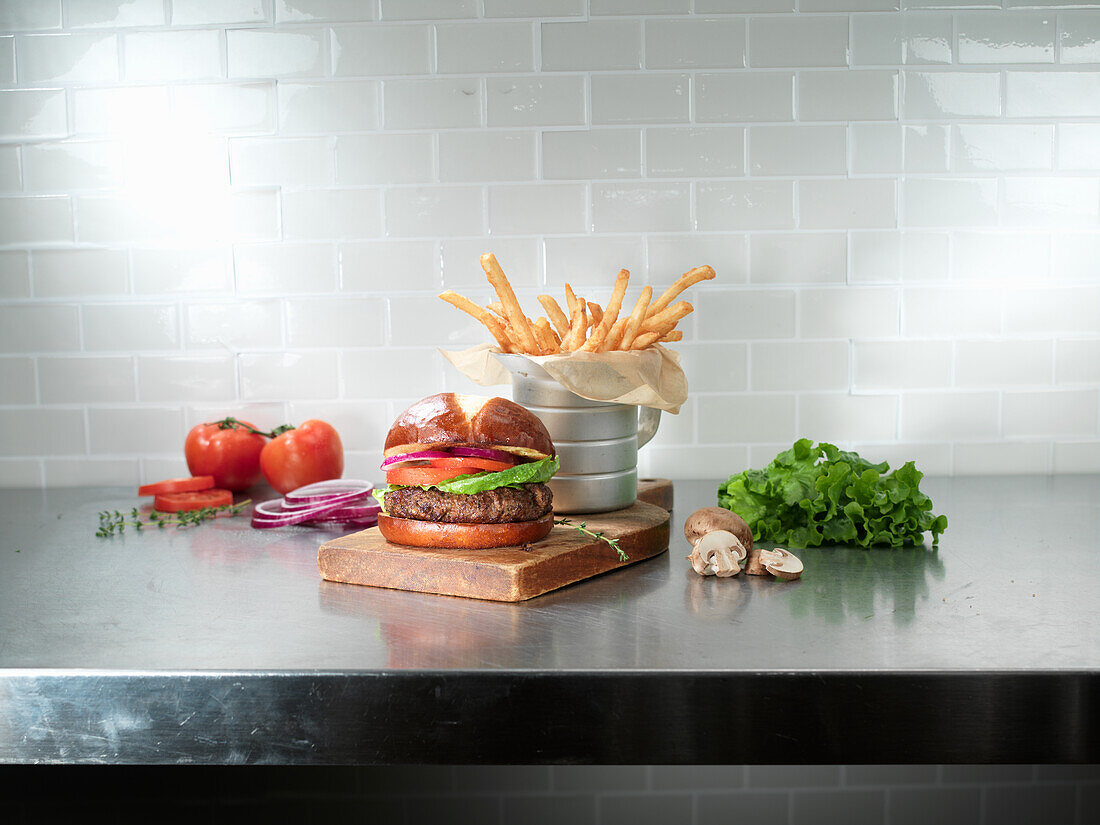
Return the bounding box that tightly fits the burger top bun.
[384,393,555,461]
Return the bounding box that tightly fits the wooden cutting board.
[317,500,671,603]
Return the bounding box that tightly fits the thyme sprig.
[96,500,252,537]
[555,518,628,562]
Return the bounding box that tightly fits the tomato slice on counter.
[153,488,233,513]
[427,456,514,473]
[386,466,479,487]
[138,476,215,497]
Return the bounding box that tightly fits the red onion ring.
[379,450,452,470]
[283,479,374,503]
[251,490,379,528]
[448,446,518,464]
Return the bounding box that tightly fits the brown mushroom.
[758,547,803,581]
[684,507,753,552]
[686,530,746,578]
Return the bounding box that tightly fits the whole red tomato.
[260,419,344,495]
[184,418,268,492]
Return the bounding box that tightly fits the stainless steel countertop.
[2,477,1098,764]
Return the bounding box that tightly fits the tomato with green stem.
[260,419,344,495]
[185,418,268,492]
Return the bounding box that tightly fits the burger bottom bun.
[378,513,554,549]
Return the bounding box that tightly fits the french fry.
[439,290,515,353]
[639,300,693,335]
[581,268,630,352]
[533,316,559,354]
[537,295,570,337]
[618,285,653,351]
[586,301,603,330]
[561,299,587,352]
[564,284,579,315]
[646,266,715,319]
[486,301,506,320]
[658,330,683,342]
[630,331,662,350]
[603,317,629,352]
[481,253,538,355]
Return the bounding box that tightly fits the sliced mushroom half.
[759,547,803,581]
[686,530,746,577]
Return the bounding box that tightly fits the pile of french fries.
[439,253,715,355]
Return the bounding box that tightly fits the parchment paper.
[439,343,688,414]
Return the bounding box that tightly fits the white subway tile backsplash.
[0,251,29,299]
[953,442,1051,475]
[23,140,121,191]
[0,146,19,192]
[541,20,642,71]
[953,231,1050,283]
[83,303,179,351]
[800,179,897,230]
[801,393,899,442]
[484,0,584,15]
[645,18,746,69]
[385,186,485,238]
[696,72,794,122]
[749,125,846,176]
[443,238,537,288]
[0,1,62,31]
[331,24,432,77]
[958,13,1055,64]
[903,71,1001,119]
[172,83,275,135]
[240,351,338,400]
[592,183,690,233]
[1053,441,1100,474]
[676,342,748,392]
[276,0,379,22]
[1003,177,1100,228]
[286,297,385,347]
[0,304,79,352]
[227,29,326,79]
[1060,12,1100,63]
[440,131,535,183]
[591,0,690,12]
[77,190,277,245]
[172,0,268,25]
[278,81,379,134]
[1004,286,1100,334]
[489,184,586,235]
[543,236,644,287]
[850,124,901,174]
[384,78,482,129]
[695,289,797,340]
[1003,389,1097,437]
[133,248,232,295]
[953,124,1053,172]
[0,409,85,457]
[341,240,440,292]
[1006,71,1100,117]
[0,89,67,140]
[0,357,36,404]
[800,287,900,338]
[234,243,337,294]
[67,0,164,28]
[750,234,847,283]
[0,460,45,487]
[72,86,169,136]
[124,30,222,82]
[136,355,236,402]
[335,134,434,185]
[20,33,118,83]
[230,136,334,187]
[852,13,952,66]
[343,347,442,398]
[185,300,284,350]
[591,74,689,125]
[88,406,182,455]
[283,188,383,240]
[748,17,849,68]
[0,36,14,84]
[751,342,849,391]
[0,196,73,244]
[1052,233,1100,282]
[43,458,140,486]
[853,340,952,390]
[902,179,997,228]
[648,235,748,284]
[38,355,135,403]
[543,129,641,179]
[696,181,794,230]
[901,391,1000,441]
[646,127,744,178]
[699,394,797,443]
[437,22,535,74]
[1056,340,1100,385]
[487,76,585,127]
[902,286,1002,337]
[390,294,499,348]
[1058,124,1100,170]
[380,0,477,20]
[905,125,951,173]
[798,71,899,121]
[32,249,128,297]
[956,339,1053,387]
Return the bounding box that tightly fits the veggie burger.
[375,393,559,549]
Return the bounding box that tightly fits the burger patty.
[385,484,553,524]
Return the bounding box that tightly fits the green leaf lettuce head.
[373,455,560,514]
[717,439,947,549]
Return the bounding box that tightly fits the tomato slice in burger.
[138,476,215,497]
[153,488,233,513]
[386,466,479,487]
[427,456,514,473]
